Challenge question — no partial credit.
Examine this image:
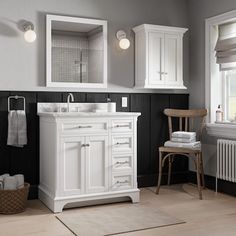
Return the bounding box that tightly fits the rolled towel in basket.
[4,176,17,190]
[0,177,3,190]
[0,174,10,189]
[0,173,10,179]
[14,174,24,189]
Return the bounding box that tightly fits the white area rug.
[56,201,184,236]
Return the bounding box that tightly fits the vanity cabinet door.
[60,136,85,196]
[85,135,109,194]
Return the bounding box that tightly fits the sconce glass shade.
[24,29,37,43]
[119,38,130,50]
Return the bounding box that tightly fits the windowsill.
[206,122,236,139]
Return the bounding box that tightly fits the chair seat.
[159,146,201,154]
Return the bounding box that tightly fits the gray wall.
[188,0,236,175]
[0,0,189,93]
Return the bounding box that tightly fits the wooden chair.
[156,108,207,199]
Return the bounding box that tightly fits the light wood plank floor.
[1,184,236,236]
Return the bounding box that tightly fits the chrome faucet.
[67,93,74,112]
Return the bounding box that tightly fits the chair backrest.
[164,109,208,141]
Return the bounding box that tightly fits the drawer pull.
[115,161,129,165]
[116,180,129,184]
[78,125,92,129]
[115,125,130,128]
[115,142,130,145]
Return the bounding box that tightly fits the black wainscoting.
[0,91,189,199]
[189,171,236,197]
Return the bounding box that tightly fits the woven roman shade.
[215,22,236,70]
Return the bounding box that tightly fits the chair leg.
[200,152,205,189]
[156,151,163,194]
[167,155,172,186]
[196,154,203,200]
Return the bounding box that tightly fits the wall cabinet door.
[148,32,165,85]
[164,34,181,86]
[85,135,109,193]
[60,136,85,196]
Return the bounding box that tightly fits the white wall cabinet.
[38,111,140,213]
[133,24,188,89]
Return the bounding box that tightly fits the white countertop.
[38,111,141,117]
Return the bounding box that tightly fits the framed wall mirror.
[46,14,107,88]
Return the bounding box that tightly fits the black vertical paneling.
[86,93,108,103]
[109,93,130,112]
[130,94,150,177]
[0,91,189,198]
[9,92,38,187]
[169,94,189,109]
[150,94,169,174]
[37,92,62,102]
[0,92,11,174]
[62,92,86,102]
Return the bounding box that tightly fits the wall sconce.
[23,22,36,43]
[116,30,130,50]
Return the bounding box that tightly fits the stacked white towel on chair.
[164,131,201,149]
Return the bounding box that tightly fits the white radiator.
[216,139,236,191]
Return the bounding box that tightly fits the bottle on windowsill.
[216,105,223,123]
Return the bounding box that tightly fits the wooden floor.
[1,184,236,236]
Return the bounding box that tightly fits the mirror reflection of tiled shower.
[51,28,103,84]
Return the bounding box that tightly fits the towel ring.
[8,95,26,112]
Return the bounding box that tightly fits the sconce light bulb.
[24,29,37,43]
[119,38,130,50]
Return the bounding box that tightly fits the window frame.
[205,9,236,123]
[205,9,236,139]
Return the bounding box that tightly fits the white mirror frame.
[46,14,107,88]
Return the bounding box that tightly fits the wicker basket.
[0,183,30,214]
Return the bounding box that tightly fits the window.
[205,12,236,124]
[217,23,236,121]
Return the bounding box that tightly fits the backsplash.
[0,91,189,199]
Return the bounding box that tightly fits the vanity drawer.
[112,154,133,171]
[112,135,133,153]
[111,119,133,133]
[61,121,108,134]
[111,174,133,191]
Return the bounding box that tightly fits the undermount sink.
[37,102,116,114]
